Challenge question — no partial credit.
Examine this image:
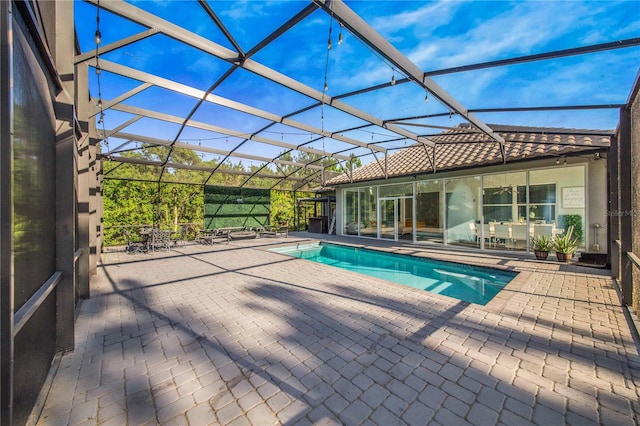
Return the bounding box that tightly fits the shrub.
[532,234,554,251]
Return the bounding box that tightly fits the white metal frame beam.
[105,155,311,183]
[74,28,160,64]
[88,82,152,119]
[313,0,505,149]
[111,131,326,171]
[107,103,353,161]
[95,59,387,154]
[83,0,432,149]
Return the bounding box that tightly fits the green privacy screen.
[204,186,270,229]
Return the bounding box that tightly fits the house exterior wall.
[335,155,608,255]
[631,86,640,316]
[587,156,608,253]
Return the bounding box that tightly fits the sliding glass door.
[482,172,527,250]
[379,196,413,241]
[398,197,413,241]
[445,176,481,248]
[416,180,444,244]
[380,198,397,240]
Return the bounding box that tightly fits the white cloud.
[417,2,588,69]
[362,1,620,73]
[303,17,327,28]
[407,44,439,68]
[371,1,460,33]
[130,0,172,8]
[184,55,222,77]
[517,51,638,104]
[338,1,594,93]
[220,1,268,22]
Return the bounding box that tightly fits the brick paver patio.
[35,234,640,425]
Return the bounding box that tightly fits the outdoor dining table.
[138,228,154,251]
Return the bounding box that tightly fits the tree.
[102,145,207,245]
[101,144,347,244]
[270,190,294,225]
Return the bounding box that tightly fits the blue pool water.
[270,243,516,305]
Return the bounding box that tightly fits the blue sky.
[75,0,640,168]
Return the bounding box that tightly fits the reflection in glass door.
[398,197,413,241]
[380,197,413,241]
[380,198,397,240]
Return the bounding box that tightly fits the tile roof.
[326,123,611,185]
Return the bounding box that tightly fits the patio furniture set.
[123,227,173,253]
[473,221,564,250]
[196,225,289,245]
[123,224,289,252]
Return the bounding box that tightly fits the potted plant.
[553,225,579,263]
[532,234,553,260]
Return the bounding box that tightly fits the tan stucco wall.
[587,155,609,253]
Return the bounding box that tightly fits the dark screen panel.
[11,11,58,425]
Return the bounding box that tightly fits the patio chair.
[493,224,512,249]
[510,224,528,249]
[196,230,210,244]
[150,229,171,252]
[212,229,230,243]
[259,225,288,238]
[482,223,495,247]
[277,225,289,238]
[171,224,189,246]
[122,228,145,253]
[196,229,229,244]
[532,223,554,239]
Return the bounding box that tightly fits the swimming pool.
[270,242,516,305]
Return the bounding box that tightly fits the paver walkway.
[35,234,640,425]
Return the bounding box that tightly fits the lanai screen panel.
[75,0,640,191]
[11,10,58,425]
[204,185,270,229]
